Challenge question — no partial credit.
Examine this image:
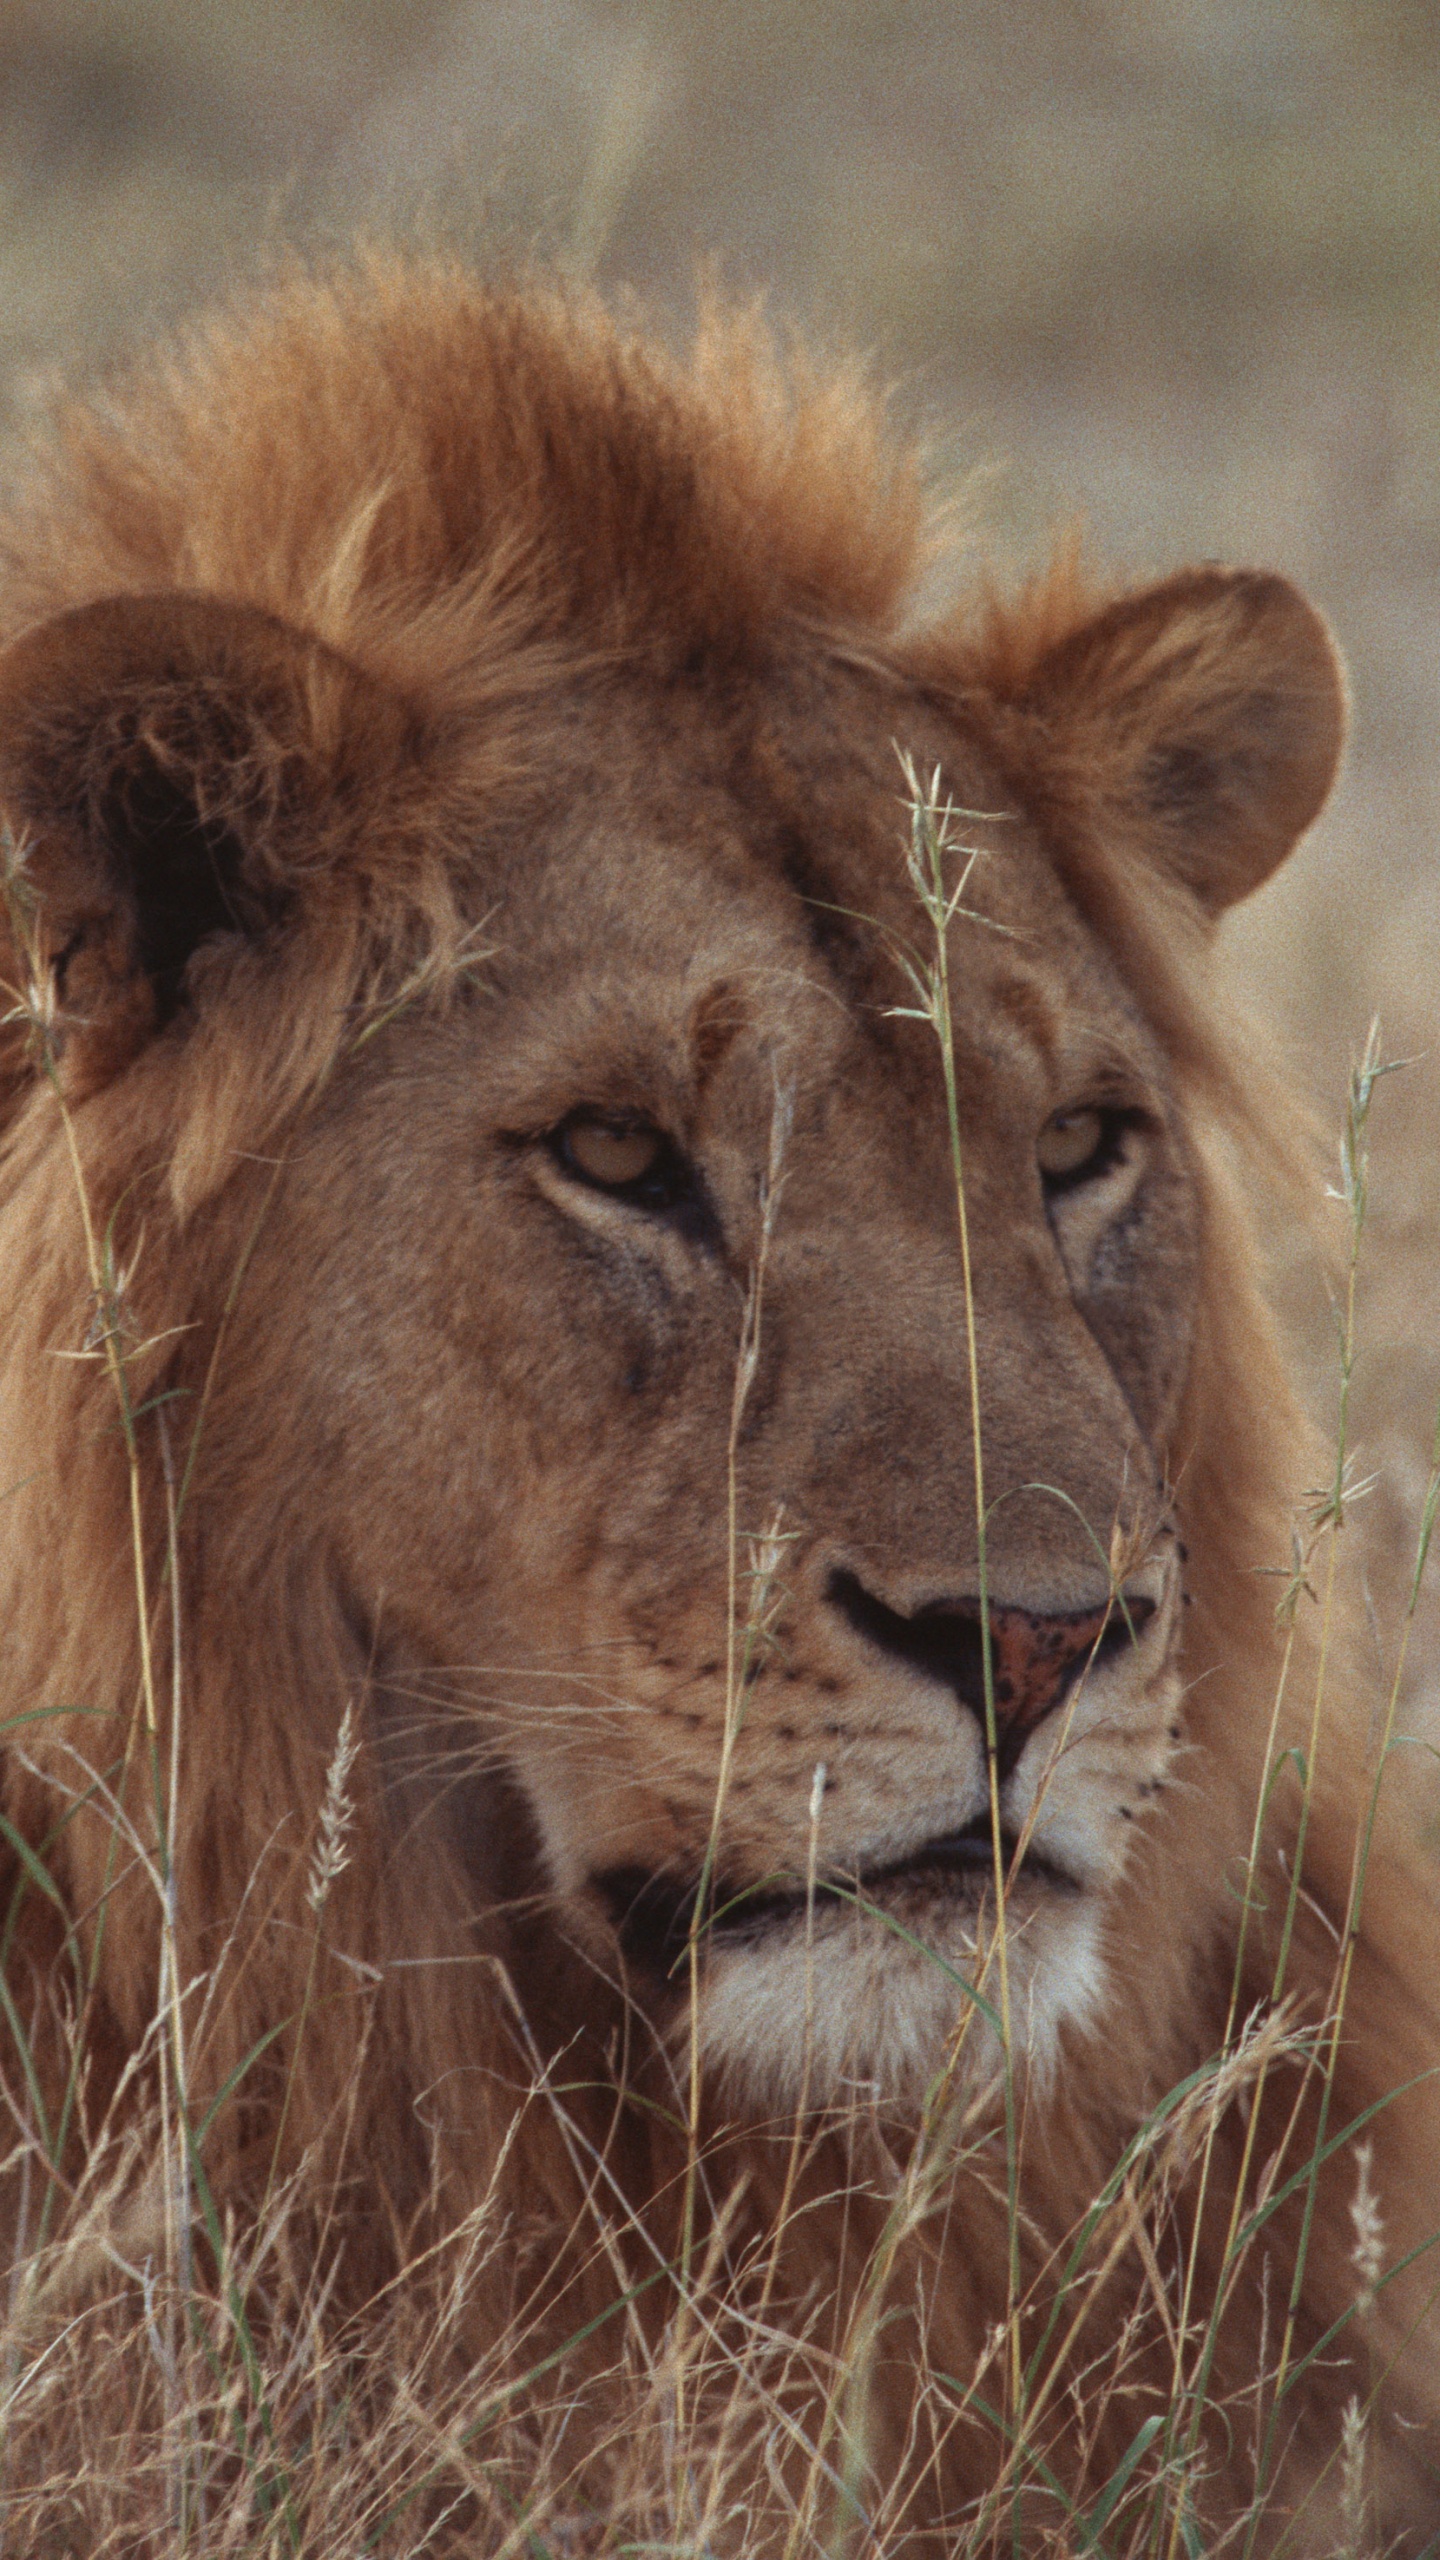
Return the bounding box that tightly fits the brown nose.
[827,1570,1151,1780]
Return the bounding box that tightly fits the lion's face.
[217,681,1195,2109]
[0,535,1340,2119]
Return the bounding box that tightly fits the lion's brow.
[987,969,1063,1069]
[689,976,749,1087]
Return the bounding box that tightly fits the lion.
[0,255,1436,2551]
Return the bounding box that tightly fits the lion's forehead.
[479,715,1165,1140]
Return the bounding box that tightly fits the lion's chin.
[596,1842,1104,2118]
[693,1887,1107,2117]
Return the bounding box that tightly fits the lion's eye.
[557,1115,678,1201]
[1037,1108,1110,1186]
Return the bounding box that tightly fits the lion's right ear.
[1021,568,1346,917]
[0,591,421,1087]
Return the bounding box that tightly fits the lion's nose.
[827,1568,1152,1781]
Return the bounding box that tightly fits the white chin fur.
[692,1892,1106,2117]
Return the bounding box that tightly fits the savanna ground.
[0,4,1437,2551]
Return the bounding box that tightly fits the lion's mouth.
[595,1820,1076,1976]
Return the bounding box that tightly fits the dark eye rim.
[550,1111,694,1212]
[1039,1104,1150,1197]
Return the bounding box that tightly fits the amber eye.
[559,1115,669,1192]
[1037,1107,1108,1185]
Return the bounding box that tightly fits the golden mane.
[0,259,922,668]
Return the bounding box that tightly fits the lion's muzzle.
[826,1569,1155,1780]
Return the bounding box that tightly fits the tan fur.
[0,256,1435,2549]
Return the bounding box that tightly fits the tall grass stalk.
[672,1075,792,2518]
[890,751,1030,2448]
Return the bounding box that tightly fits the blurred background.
[0,0,1434,1691]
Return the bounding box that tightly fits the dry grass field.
[0,5,1436,2552]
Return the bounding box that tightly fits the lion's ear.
[0,591,417,1079]
[1027,568,1345,916]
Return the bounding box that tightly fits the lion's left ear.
[0,589,427,1090]
[1025,568,1346,916]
